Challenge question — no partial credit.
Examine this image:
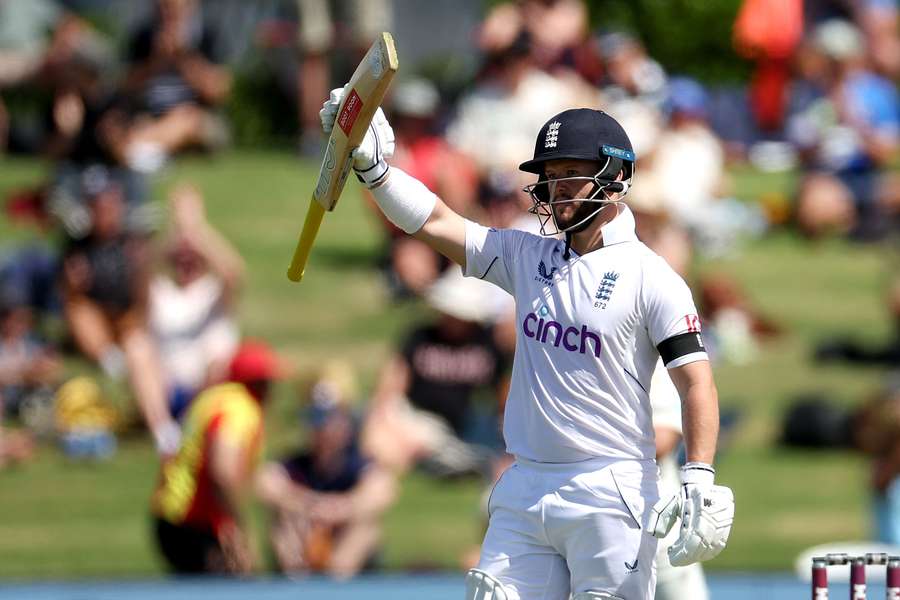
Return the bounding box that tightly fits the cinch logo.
[522,313,601,357]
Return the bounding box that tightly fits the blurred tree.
[587,0,752,83]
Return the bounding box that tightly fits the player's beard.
[553,198,597,233]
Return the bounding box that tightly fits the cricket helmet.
[520,109,636,237]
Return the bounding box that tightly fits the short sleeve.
[641,255,708,368]
[464,220,525,295]
[217,395,262,448]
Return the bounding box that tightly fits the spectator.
[0,0,111,153]
[363,267,506,478]
[857,0,900,79]
[151,340,283,575]
[374,78,478,297]
[60,170,176,455]
[294,0,393,155]
[0,287,61,422]
[256,361,396,578]
[635,77,767,257]
[150,183,244,418]
[788,19,900,240]
[447,32,596,176]
[479,0,599,81]
[0,243,59,321]
[597,31,667,158]
[118,0,232,171]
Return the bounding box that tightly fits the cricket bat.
[287,32,399,282]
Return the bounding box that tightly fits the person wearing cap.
[256,362,396,578]
[151,340,282,574]
[320,81,733,598]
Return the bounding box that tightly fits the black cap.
[519,108,635,175]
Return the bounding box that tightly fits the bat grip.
[287,199,326,282]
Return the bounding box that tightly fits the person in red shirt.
[151,340,283,574]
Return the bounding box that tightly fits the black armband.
[657,332,705,365]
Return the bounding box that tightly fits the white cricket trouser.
[477,456,660,600]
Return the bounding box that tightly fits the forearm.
[178,55,232,104]
[681,376,719,464]
[187,221,245,291]
[368,167,466,266]
[348,468,396,520]
[255,464,315,513]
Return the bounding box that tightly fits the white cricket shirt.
[464,205,707,462]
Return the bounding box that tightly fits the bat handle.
[287,198,326,282]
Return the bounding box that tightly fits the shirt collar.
[600,204,638,246]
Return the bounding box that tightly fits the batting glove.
[649,462,735,567]
[319,86,395,187]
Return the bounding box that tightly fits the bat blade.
[287,32,399,282]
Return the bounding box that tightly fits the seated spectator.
[53,375,118,460]
[363,267,506,478]
[0,0,111,154]
[597,31,667,158]
[60,171,176,455]
[479,0,599,82]
[374,78,478,297]
[117,0,232,171]
[0,287,61,422]
[787,19,900,241]
[634,77,767,257]
[151,340,283,574]
[256,362,396,578]
[0,242,59,322]
[447,32,596,176]
[150,183,243,418]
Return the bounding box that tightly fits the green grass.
[0,150,893,578]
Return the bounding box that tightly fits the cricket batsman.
[319,89,734,599]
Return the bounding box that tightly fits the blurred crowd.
[0,0,898,580]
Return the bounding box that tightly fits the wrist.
[681,462,715,486]
[369,166,436,234]
[355,158,390,188]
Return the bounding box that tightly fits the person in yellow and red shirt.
[151,340,282,574]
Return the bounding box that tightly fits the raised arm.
[319,88,467,268]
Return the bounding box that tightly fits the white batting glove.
[649,462,734,567]
[318,86,395,187]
